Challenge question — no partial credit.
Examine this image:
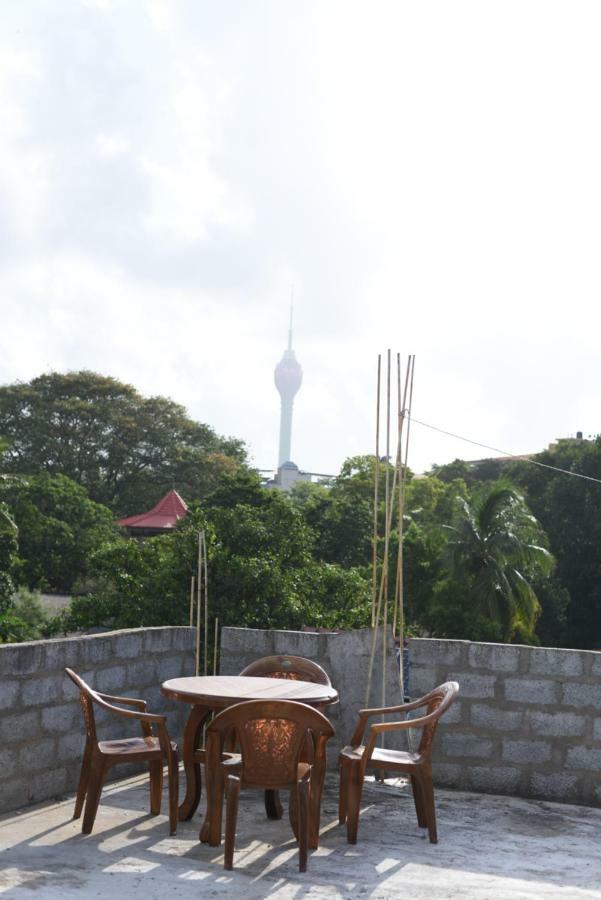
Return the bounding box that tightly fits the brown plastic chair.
[239,655,332,686]
[206,699,335,871]
[239,655,332,819]
[338,681,459,844]
[65,668,179,835]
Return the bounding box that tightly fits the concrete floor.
[1,772,601,899]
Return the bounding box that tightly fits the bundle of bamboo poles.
[365,352,415,710]
[189,530,219,676]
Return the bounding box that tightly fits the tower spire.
[274,303,303,467]
[288,289,294,351]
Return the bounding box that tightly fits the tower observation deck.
[274,309,302,467]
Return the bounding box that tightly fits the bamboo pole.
[365,352,415,709]
[189,575,195,628]
[371,355,381,628]
[203,531,209,676]
[195,532,202,676]
[381,349,391,714]
[213,618,219,675]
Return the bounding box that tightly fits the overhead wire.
[411,418,601,486]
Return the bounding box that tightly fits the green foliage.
[0,371,247,515]
[67,490,372,636]
[428,483,553,642]
[508,437,601,648]
[0,474,119,592]
[0,499,18,614]
[0,586,65,643]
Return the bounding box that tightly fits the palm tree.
[447,483,553,641]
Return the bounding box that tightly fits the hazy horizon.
[1,1,599,477]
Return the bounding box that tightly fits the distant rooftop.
[117,489,188,533]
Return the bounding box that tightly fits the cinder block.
[432,762,464,786]
[271,629,322,657]
[221,626,273,656]
[529,647,584,677]
[527,710,586,738]
[409,638,467,667]
[529,772,580,803]
[0,709,40,742]
[448,673,495,699]
[561,682,600,708]
[41,702,79,734]
[27,767,68,804]
[156,656,184,683]
[0,778,30,814]
[566,745,601,770]
[21,673,64,707]
[504,678,558,705]
[127,659,156,686]
[471,704,523,732]
[442,733,494,759]
[0,747,19,779]
[19,738,56,770]
[440,700,462,724]
[171,627,196,651]
[57,732,85,762]
[80,635,116,665]
[467,643,521,673]
[93,665,127,693]
[593,718,601,742]
[591,655,601,677]
[144,629,173,652]
[0,679,20,710]
[409,667,438,696]
[0,641,44,676]
[502,739,552,764]
[468,766,521,794]
[43,638,81,670]
[114,632,145,659]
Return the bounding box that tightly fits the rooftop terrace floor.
[2,772,600,899]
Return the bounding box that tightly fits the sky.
[1,0,600,476]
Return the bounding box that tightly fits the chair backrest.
[416,681,459,756]
[207,699,334,789]
[239,655,332,686]
[65,667,99,743]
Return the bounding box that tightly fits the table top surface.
[161,674,338,707]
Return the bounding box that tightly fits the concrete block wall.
[220,628,601,808]
[0,627,196,815]
[410,638,601,807]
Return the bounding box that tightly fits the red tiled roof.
[117,489,188,530]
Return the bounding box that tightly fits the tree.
[0,371,247,515]
[0,499,18,614]
[0,474,119,592]
[438,483,553,642]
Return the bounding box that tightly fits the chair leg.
[167,750,179,836]
[419,768,438,844]
[297,778,309,873]
[73,741,92,820]
[410,773,427,828]
[149,760,163,815]
[265,789,283,819]
[224,775,241,870]
[82,756,106,835]
[338,762,348,825]
[345,763,364,844]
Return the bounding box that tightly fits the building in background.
[117,489,188,536]
[263,309,334,492]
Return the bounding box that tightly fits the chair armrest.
[96,692,147,711]
[349,697,429,746]
[369,710,437,735]
[92,692,166,725]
